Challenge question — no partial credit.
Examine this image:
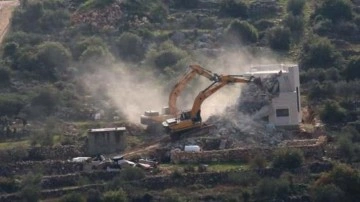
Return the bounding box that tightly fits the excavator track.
[170,123,216,141]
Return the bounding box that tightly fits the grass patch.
[0,139,30,150]
[160,163,249,173]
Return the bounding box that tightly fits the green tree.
[255,178,290,201]
[39,10,70,33]
[116,32,144,62]
[299,36,343,69]
[284,14,304,33]
[35,41,71,76]
[0,66,11,85]
[19,173,42,202]
[315,0,353,22]
[219,0,248,18]
[272,148,304,170]
[312,184,345,202]
[345,56,360,81]
[30,85,60,116]
[287,0,306,15]
[2,42,19,60]
[337,136,354,162]
[320,101,346,124]
[314,164,360,200]
[225,20,258,44]
[267,26,291,51]
[0,94,25,116]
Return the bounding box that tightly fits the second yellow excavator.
[140,64,219,127]
[162,65,263,138]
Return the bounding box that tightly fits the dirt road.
[0,0,18,44]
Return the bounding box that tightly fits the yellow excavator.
[140,64,219,127]
[162,67,262,137]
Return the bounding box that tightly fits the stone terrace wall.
[0,145,84,163]
[171,136,327,164]
[0,160,83,177]
[27,145,84,161]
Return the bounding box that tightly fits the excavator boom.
[141,65,218,126]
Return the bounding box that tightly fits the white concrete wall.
[248,64,301,126]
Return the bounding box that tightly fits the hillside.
[0,0,360,201]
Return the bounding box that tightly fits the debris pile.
[205,74,288,148]
[71,3,123,30]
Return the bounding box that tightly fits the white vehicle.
[184,145,201,152]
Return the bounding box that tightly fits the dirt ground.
[0,0,18,44]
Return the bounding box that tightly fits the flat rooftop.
[89,127,126,133]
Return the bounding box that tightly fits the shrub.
[86,189,103,202]
[313,18,334,35]
[4,32,43,48]
[312,184,345,202]
[337,136,354,162]
[60,192,85,202]
[39,9,70,33]
[334,21,358,36]
[35,41,71,78]
[19,173,42,202]
[314,164,360,200]
[219,0,248,18]
[308,81,336,100]
[320,101,346,124]
[171,0,199,9]
[0,66,11,85]
[154,50,184,69]
[272,148,304,170]
[171,169,183,179]
[79,45,114,66]
[162,188,185,202]
[72,36,108,60]
[287,0,306,15]
[225,20,258,44]
[80,0,115,10]
[249,154,267,169]
[119,167,145,181]
[2,42,19,60]
[315,0,353,22]
[146,42,188,70]
[116,32,144,62]
[299,36,343,69]
[284,14,304,33]
[267,26,291,51]
[0,177,19,193]
[0,93,25,116]
[183,165,195,173]
[30,85,60,115]
[345,56,360,81]
[227,171,260,186]
[103,188,127,202]
[255,178,290,201]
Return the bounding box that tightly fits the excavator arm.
[141,64,218,126]
[189,75,255,121]
[168,64,217,115]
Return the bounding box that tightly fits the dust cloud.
[82,63,168,123]
[81,47,290,127]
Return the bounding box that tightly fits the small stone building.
[87,127,126,155]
